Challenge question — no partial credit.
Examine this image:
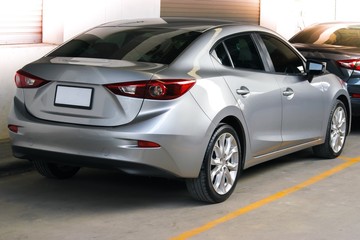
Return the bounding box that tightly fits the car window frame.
[253,32,307,76]
[210,41,234,67]
[210,32,270,72]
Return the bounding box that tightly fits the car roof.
[99,17,240,32]
[306,22,360,28]
[312,22,360,25]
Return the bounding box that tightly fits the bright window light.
[0,0,43,44]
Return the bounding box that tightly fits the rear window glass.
[290,25,360,47]
[48,27,201,64]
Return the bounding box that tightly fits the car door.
[258,34,325,149]
[211,34,283,158]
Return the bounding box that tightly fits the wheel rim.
[210,132,239,195]
[330,106,346,153]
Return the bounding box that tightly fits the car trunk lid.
[21,57,167,127]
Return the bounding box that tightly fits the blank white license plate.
[55,85,93,109]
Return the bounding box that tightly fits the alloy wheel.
[330,106,347,153]
[210,132,239,195]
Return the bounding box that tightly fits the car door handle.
[283,88,295,100]
[282,88,294,97]
[236,86,250,96]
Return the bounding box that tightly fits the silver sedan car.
[8,18,351,203]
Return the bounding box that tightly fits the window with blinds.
[161,0,260,24]
[0,0,43,44]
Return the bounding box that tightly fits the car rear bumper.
[8,97,213,178]
[9,121,183,177]
[8,120,209,178]
[350,98,360,116]
[348,79,360,116]
[12,145,177,178]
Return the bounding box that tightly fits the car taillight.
[337,59,360,71]
[352,93,360,98]
[104,79,196,100]
[8,124,20,133]
[15,70,49,88]
[137,140,160,148]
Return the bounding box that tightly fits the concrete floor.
[0,120,359,240]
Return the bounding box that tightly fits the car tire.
[186,124,242,203]
[313,100,348,159]
[33,159,80,179]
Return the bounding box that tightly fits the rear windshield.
[48,27,201,64]
[290,24,360,47]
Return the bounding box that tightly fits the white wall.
[260,0,337,39]
[0,0,160,140]
[43,0,161,44]
[335,0,360,21]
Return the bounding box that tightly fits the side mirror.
[306,60,326,82]
[307,60,325,74]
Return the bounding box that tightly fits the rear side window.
[224,35,264,70]
[211,43,232,67]
[211,34,264,71]
[260,34,304,74]
[48,27,201,64]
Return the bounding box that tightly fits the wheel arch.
[337,94,352,135]
[219,116,246,169]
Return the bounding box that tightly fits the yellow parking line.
[171,156,360,240]
[338,156,360,162]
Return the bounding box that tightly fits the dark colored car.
[290,22,360,116]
